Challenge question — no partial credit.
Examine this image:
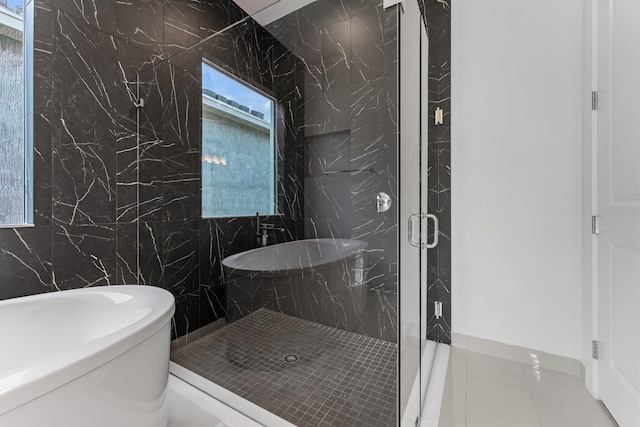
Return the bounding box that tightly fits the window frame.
[0,0,34,228]
[200,59,279,219]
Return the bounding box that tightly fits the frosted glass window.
[0,0,33,226]
[201,62,275,218]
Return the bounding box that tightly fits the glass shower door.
[399,0,432,424]
[398,1,427,426]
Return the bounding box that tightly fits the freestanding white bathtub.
[0,285,175,427]
[222,238,370,329]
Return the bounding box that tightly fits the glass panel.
[399,0,424,423]
[137,1,404,425]
[420,17,430,412]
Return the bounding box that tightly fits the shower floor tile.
[171,309,397,427]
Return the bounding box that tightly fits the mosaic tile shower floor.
[171,309,397,427]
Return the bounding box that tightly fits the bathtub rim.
[222,238,368,277]
[0,285,175,417]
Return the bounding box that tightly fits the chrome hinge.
[591,91,599,110]
[434,301,443,319]
[592,340,599,360]
[592,215,600,235]
[435,107,444,125]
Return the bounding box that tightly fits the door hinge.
[591,91,599,110]
[435,107,444,125]
[592,215,600,235]
[592,340,599,360]
[434,301,443,319]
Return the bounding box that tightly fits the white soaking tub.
[0,285,175,427]
[222,238,368,275]
[222,238,369,327]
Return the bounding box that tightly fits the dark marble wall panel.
[0,0,288,343]
[51,224,117,289]
[135,7,306,340]
[0,0,424,349]
[418,0,452,344]
[0,227,52,299]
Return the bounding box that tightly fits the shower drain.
[284,354,299,363]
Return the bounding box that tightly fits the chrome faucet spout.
[255,219,285,247]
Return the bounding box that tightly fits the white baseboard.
[451,332,585,380]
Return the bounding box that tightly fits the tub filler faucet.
[255,213,284,247]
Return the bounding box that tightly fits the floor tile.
[447,346,468,375]
[438,369,466,427]
[439,348,621,427]
[467,351,531,389]
[523,366,599,408]
[171,309,397,427]
[532,395,618,427]
[466,375,541,427]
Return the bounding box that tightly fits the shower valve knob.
[374,192,392,213]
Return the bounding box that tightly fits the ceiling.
[232,0,280,16]
[232,0,316,25]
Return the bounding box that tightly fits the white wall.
[451,0,585,360]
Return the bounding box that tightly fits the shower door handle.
[408,213,439,248]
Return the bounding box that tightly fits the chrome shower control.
[374,192,392,213]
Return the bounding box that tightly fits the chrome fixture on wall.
[255,213,284,247]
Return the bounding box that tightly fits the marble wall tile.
[200,283,226,326]
[133,12,305,337]
[253,24,275,90]
[356,288,397,342]
[53,0,164,56]
[266,0,400,342]
[116,223,138,285]
[226,276,253,322]
[200,0,231,39]
[51,12,119,225]
[163,219,200,296]
[163,0,203,57]
[0,0,452,350]
[199,218,228,287]
[137,65,165,223]
[227,216,256,255]
[52,224,116,289]
[349,6,385,85]
[114,0,165,56]
[172,291,199,339]
[139,221,164,286]
[33,1,53,226]
[321,20,351,91]
[0,227,52,299]
[227,20,256,85]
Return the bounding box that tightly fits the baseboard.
[171,318,226,352]
[451,332,585,380]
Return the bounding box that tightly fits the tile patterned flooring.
[439,347,620,427]
[171,309,397,427]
